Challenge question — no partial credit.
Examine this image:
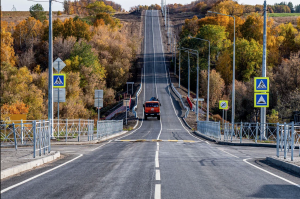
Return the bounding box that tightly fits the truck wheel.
[157,116,160,120]
[145,116,147,120]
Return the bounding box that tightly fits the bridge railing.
[276,122,300,161]
[197,121,221,140]
[51,119,95,142]
[132,83,142,118]
[1,120,51,158]
[97,120,123,139]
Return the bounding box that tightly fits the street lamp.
[179,47,199,121]
[208,10,236,139]
[189,36,211,122]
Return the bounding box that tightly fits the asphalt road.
[1,10,300,199]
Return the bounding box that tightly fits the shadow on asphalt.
[249,184,300,198]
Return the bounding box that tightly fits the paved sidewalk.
[1,131,128,179]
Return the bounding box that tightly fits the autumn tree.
[200,69,225,110]
[87,1,115,16]
[1,21,16,66]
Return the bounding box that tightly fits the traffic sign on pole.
[95,90,103,99]
[254,77,269,93]
[219,100,228,109]
[94,99,103,108]
[53,74,66,88]
[254,93,269,108]
[53,58,66,73]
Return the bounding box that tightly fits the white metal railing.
[197,121,221,140]
[276,122,300,161]
[170,83,189,118]
[1,120,51,158]
[133,83,142,118]
[51,119,95,142]
[97,120,123,139]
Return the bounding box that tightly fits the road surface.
[1,10,299,199]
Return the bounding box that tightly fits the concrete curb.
[1,151,60,180]
[182,118,192,130]
[51,131,128,145]
[267,157,300,174]
[194,131,278,148]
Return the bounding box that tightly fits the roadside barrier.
[186,96,193,110]
[1,120,51,158]
[170,83,189,118]
[197,121,221,140]
[133,68,143,118]
[97,120,123,139]
[276,122,300,161]
[51,119,94,142]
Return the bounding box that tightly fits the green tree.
[87,1,115,16]
[29,4,47,22]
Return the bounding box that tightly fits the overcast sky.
[1,0,300,12]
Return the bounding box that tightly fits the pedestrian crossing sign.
[254,93,269,108]
[254,77,269,92]
[219,100,228,109]
[53,74,66,88]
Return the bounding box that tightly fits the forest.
[176,0,300,122]
[1,0,140,121]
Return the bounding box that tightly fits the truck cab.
[143,97,161,120]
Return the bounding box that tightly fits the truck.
[143,97,161,120]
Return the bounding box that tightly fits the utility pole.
[48,0,53,136]
[261,0,267,139]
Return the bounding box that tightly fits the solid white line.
[156,11,203,142]
[219,149,239,158]
[90,140,112,151]
[156,169,161,181]
[157,145,159,151]
[152,10,163,140]
[155,184,161,199]
[243,158,300,188]
[1,154,83,193]
[205,141,210,145]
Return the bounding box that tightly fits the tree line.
[0,1,140,121]
[177,0,300,123]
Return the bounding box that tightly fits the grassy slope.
[268,13,300,17]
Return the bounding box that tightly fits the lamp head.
[207,11,212,13]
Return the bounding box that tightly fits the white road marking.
[243,158,300,188]
[1,154,83,193]
[155,150,159,168]
[90,140,112,151]
[155,184,161,199]
[205,141,210,145]
[157,145,159,151]
[152,11,163,140]
[156,169,161,181]
[156,12,203,142]
[218,149,239,158]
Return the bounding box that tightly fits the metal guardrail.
[97,120,123,139]
[1,120,51,158]
[51,119,94,142]
[170,83,189,118]
[276,122,300,161]
[133,83,142,118]
[197,121,221,140]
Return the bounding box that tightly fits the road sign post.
[123,100,130,125]
[126,82,134,94]
[94,90,103,120]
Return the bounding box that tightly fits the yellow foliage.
[1,101,29,115]
[1,21,16,66]
[13,17,43,49]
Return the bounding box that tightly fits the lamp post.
[179,47,199,120]
[48,0,53,137]
[189,36,211,122]
[208,11,235,138]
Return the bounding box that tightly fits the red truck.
[143,97,161,120]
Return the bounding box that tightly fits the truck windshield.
[146,103,159,107]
